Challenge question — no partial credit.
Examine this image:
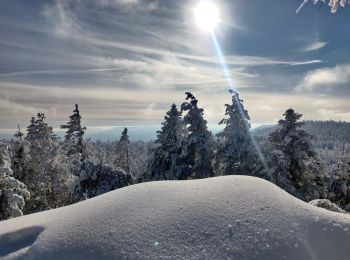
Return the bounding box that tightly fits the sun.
[194,0,221,32]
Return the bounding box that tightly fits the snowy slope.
[1,176,350,260]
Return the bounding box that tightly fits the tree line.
[1,90,349,220]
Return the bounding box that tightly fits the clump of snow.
[309,199,347,213]
[1,176,350,259]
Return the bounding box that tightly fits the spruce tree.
[217,90,253,175]
[116,128,130,172]
[61,104,87,155]
[25,113,57,158]
[180,92,214,179]
[268,109,316,195]
[144,104,186,181]
[13,124,24,141]
[11,125,27,182]
[0,142,30,220]
[25,117,36,143]
[23,113,59,213]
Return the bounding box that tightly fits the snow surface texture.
[1,176,350,260]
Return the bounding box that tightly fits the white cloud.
[42,1,82,39]
[296,64,350,91]
[0,98,40,115]
[303,41,328,52]
[1,0,342,129]
[40,0,322,70]
[96,0,158,11]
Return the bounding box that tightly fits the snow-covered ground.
[1,176,350,259]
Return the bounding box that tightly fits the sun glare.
[194,1,220,32]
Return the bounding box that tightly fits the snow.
[309,199,347,213]
[1,175,350,259]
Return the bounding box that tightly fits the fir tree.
[23,113,59,213]
[180,92,214,179]
[13,124,24,141]
[61,104,87,155]
[217,90,253,175]
[25,117,36,143]
[268,109,316,195]
[116,128,130,172]
[11,125,27,182]
[25,113,57,158]
[144,104,186,181]
[0,142,30,220]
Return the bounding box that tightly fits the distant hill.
[252,120,350,155]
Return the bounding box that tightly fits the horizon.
[0,115,348,141]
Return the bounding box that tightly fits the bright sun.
[194,1,220,32]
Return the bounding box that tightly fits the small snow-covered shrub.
[309,199,347,213]
[73,160,134,200]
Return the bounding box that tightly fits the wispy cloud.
[0,0,349,135]
[296,64,350,91]
[40,0,322,69]
[97,0,159,11]
[303,41,328,52]
[0,98,40,115]
[0,68,125,77]
[42,1,81,39]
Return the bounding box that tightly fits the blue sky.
[0,0,349,140]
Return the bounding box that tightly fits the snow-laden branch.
[297,0,349,13]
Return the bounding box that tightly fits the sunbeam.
[210,31,272,178]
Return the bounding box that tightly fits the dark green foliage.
[116,128,130,172]
[61,104,87,155]
[180,92,214,179]
[144,104,186,181]
[269,109,315,184]
[216,90,254,175]
[267,109,320,200]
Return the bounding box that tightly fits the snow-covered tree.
[115,128,130,173]
[309,199,346,213]
[180,92,214,179]
[296,0,348,14]
[143,104,187,181]
[25,113,58,158]
[13,124,24,141]
[0,142,30,220]
[11,125,27,182]
[268,109,319,199]
[23,113,60,213]
[129,140,155,180]
[25,116,36,142]
[72,160,133,200]
[327,157,350,210]
[61,104,87,155]
[216,90,254,175]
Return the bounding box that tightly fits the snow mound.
[1,176,350,260]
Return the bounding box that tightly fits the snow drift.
[1,176,350,260]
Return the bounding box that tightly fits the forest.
[1,90,350,220]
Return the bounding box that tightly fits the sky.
[0,0,349,140]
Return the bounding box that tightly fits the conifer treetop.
[120,128,130,143]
